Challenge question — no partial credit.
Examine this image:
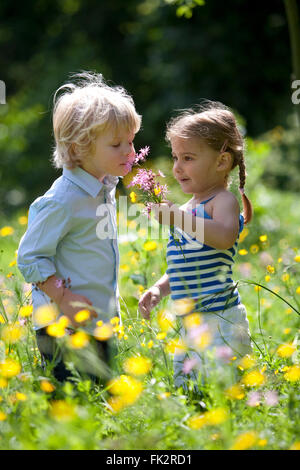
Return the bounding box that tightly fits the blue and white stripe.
[166,207,244,313]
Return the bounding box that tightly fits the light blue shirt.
[17,166,120,333]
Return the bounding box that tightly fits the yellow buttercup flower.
[143,240,157,251]
[259,235,268,242]
[277,343,296,358]
[242,370,265,387]
[238,249,248,256]
[165,338,186,355]
[68,331,89,349]
[46,316,69,338]
[0,378,8,388]
[154,187,161,196]
[129,191,137,203]
[0,411,7,421]
[290,441,300,450]
[239,354,256,370]
[205,407,229,425]
[15,392,27,401]
[1,324,25,344]
[257,439,268,447]
[183,313,202,330]
[40,380,56,393]
[296,286,300,295]
[108,375,143,404]
[282,273,290,282]
[187,413,207,429]
[18,216,28,225]
[294,255,300,263]
[230,431,257,450]
[50,400,76,421]
[94,323,113,341]
[0,358,21,378]
[110,316,120,325]
[173,298,195,315]
[265,275,271,282]
[266,265,275,274]
[35,304,58,327]
[74,309,90,323]
[147,340,154,349]
[19,305,33,317]
[123,356,152,376]
[284,365,300,382]
[225,384,245,400]
[0,226,14,237]
[157,310,175,332]
[250,244,259,254]
[156,331,167,340]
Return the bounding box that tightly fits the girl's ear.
[216,151,232,172]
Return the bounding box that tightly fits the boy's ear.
[217,152,232,172]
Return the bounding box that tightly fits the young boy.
[17,72,141,381]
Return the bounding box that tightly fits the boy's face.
[80,127,136,181]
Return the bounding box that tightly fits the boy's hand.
[58,289,97,327]
[138,286,161,319]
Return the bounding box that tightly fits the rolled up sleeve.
[17,198,71,283]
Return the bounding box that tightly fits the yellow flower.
[225,384,245,400]
[242,370,265,387]
[282,273,290,282]
[266,265,275,274]
[239,354,256,370]
[158,392,171,400]
[156,332,167,340]
[123,356,152,376]
[205,407,229,425]
[193,330,212,351]
[129,191,137,203]
[284,365,300,382]
[110,316,120,325]
[50,400,76,421]
[0,226,14,237]
[239,227,249,243]
[40,380,56,393]
[290,441,300,450]
[154,187,161,196]
[120,264,130,272]
[277,343,296,358]
[19,305,33,317]
[0,378,8,388]
[294,255,300,263]
[108,374,143,404]
[183,313,202,330]
[258,439,268,447]
[165,338,186,355]
[0,358,21,378]
[250,244,259,254]
[283,328,291,335]
[94,323,113,341]
[35,304,58,327]
[68,331,89,349]
[15,392,27,401]
[259,235,268,242]
[173,298,195,316]
[46,317,68,338]
[9,260,16,267]
[157,310,175,332]
[147,340,154,348]
[74,309,90,323]
[0,411,7,421]
[265,275,271,282]
[1,324,25,344]
[187,413,207,429]
[143,240,157,251]
[96,320,103,327]
[238,249,248,256]
[18,216,28,225]
[230,431,257,450]
[254,285,262,292]
[296,286,300,295]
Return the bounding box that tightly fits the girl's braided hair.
[166,100,252,224]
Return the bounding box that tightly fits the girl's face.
[171,136,222,197]
[80,127,136,181]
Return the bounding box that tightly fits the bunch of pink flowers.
[127,146,169,215]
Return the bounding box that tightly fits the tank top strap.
[200,195,216,205]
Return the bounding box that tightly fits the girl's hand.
[138,286,161,319]
[58,289,97,327]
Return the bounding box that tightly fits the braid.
[238,157,253,224]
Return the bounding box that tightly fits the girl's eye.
[184,156,192,161]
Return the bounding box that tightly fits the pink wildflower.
[215,345,233,363]
[263,390,279,406]
[247,391,261,407]
[182,357,198,374]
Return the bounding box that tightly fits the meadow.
[0,133,299,451]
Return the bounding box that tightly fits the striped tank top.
[166,196,244,313]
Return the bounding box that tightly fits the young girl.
[138,101,252,386]
[17,72,141,381]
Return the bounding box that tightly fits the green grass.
[0,160,300,450]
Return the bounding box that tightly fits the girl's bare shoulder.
[212,190,240,216]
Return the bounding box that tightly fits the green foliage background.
[0,0,299,215]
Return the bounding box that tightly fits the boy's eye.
[112,143,120,148]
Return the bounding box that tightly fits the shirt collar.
[62,166,119,198]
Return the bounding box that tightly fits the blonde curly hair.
[52,72,141,169]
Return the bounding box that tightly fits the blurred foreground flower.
[35,304,58,327]
[242,370,265,387]
[230,431,258,450]
[46,316,69,338]
[68,331,90,349]
[123,355,152,376]
[94,323,113,341]
[0,358,21,378]
[283,365,300,382]
[0,226,14,237]
[277,343,296,358]
[40,380,56,393]
[187,407,229,429]
[50,400,76,421]
[173,298,195,316]
[1,324,25,344]
[107,375,143,413]
[19,305,33,318]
